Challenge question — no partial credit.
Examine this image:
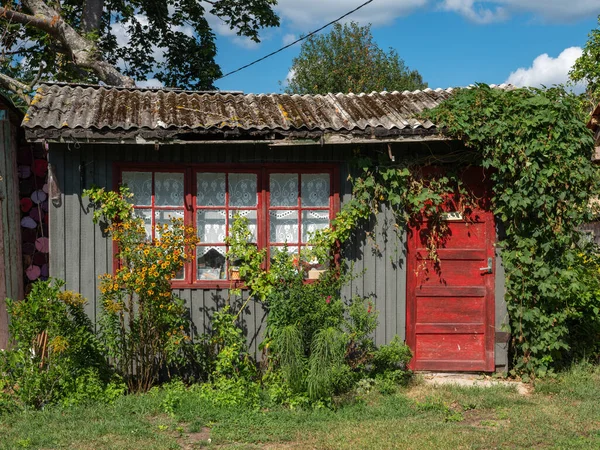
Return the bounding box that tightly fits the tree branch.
[0,72,31,105]
[0,7,55,33]
[3,0,135,87]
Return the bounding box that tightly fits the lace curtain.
[122,171,184,206]
[301,174,330,207]
[122,171,152,205]
[269,173,330,245]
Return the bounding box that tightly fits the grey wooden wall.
[0,113,23,349]
[47,142,407,355]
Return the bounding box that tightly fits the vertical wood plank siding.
[47,142,507,369]
[0,118,23,349]
[48,143,407,351]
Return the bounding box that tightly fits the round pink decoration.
[26,265,41,281]
[35,237,49,253]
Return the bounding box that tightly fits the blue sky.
[179,0,600,94]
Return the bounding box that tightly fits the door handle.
[480,257,493,274]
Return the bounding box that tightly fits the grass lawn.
[1,365,599,449]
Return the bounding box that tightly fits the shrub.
[345,296,378,370]
[199,306,260,408]
[0,279,122,409]
[226,215,413,404]
[372,335,412,385]
[85,186,197,392]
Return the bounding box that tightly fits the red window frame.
[115,163,340,289]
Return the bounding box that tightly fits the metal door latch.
[480,257,493,274]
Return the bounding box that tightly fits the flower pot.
[308,268,326,280]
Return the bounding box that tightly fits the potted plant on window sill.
[229,260,243,281]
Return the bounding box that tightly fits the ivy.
[427,85,600,376]
[312,85,600,376]
[226,85,600,377]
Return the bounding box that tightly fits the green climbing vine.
[227,85,600,378]
[316,85,600,377]
[426,85,600,376]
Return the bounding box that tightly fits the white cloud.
[283,68,296,87]
[440,0,600,23]
[136,78,164,88]
[275,0,428,29]
[440,0,507,24]
[282,33,297,46]
[232,36,261,49]
[505,47,585,91]
[275,0,600,29]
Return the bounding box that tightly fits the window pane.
[197,210,226,243]
[154,210,184,235]
[197,173,226,206]
[197,246,227,280]
[134,209,152,239]
[122,171,152,206]
[155,173,184,206]
[173,267,185,280]
[301,174,330,207]
[229,210,257,242]
[302,210,330,243]
[229,173,257,207]
[270,174,298,207]
[269,210,298,243]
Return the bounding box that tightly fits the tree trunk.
[82,0,105,34]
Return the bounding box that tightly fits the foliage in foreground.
[285,21,427,95]
[85,186,197,392]
[2,363,600,449]
[0,280,124,411]
[427,85,600,376]
[225,215,413,404]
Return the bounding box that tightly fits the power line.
[217,0,375,81]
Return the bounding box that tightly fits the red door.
[406,169,495,372]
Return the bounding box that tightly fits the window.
[120,165,338,287]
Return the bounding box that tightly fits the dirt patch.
[420,373,532,395]
[462,409,510,428]
[177,426,211,449]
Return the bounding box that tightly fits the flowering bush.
[85,186,197,392]
[0,279,122,409]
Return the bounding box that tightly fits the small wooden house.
[22,83,510,372]
[0,94,24,349]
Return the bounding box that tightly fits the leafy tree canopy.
[570,14,600,110]
[0,0,279,106]
[285,21,427,95]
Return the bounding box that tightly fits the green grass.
[2,364,600,449]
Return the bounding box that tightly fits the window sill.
[170,280,247,290]
[170,277,321,290]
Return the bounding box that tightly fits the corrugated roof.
[23,83,512,142]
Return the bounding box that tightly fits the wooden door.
[406,170,495,372]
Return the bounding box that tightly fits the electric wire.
[217,0,375,80]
